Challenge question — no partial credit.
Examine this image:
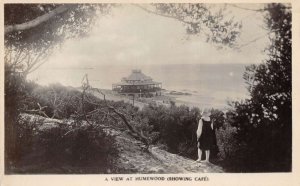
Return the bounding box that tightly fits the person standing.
[196,109,215,163]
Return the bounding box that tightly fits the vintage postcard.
[1,0,299,185]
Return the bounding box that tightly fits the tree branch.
[81,74,150,148]
[107,105,149,147]
[236,31,273,49]
[133,4,193,25]
[227,4,291,12]
[24,103,50,118]
[5,4,73,34]
[26,49,50,74]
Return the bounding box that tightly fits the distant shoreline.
[90,88,230,110]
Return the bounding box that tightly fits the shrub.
[9,114,119,174]
[21,83,109,119]
[139,104,218,159]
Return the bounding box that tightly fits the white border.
[1,1,299,186]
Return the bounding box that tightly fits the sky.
[28,4,270,88]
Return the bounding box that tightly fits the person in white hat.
[196,109,215,163]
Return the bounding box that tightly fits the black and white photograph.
[3,2,293,177]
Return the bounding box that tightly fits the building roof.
[124,69,152,82]
[113,69,161,86]
[113,81,161,86]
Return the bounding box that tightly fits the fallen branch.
[80,74,150,149]
[107,106,149,148]
[24,102,50,118]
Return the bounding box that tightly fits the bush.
[226,100,291,172]
[5,77,123,173]
[8,114,119,174]
[21,83,108,119]
[213,111,243,171]
[138,104,223,160]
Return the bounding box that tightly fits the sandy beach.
[92,88,230,110]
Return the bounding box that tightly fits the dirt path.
[109,127,223,173]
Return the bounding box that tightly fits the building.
[112,69,162,97]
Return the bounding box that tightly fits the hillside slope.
[17,114,223,173]
[95,120,223,173]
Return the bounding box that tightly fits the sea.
[31,63,251,109]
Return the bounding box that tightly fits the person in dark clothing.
[196,109,216,163]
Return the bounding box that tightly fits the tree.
[136,4,242,49]
[4,4,113,169]
[5,4,113,76]
[230,3,291,172]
